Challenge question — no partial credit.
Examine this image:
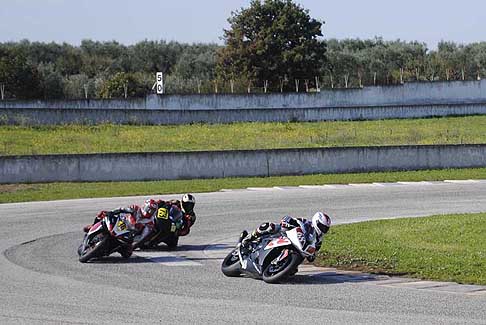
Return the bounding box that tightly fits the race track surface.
[1,180,486,324]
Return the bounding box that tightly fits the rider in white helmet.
[241,211,331,262]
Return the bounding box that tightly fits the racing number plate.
[117,220,127,231]
[157,208,169,219]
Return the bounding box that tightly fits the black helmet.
[181,194,195,214]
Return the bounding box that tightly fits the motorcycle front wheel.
[262,250,303,284]
[78,234,110,263]
[221,248,242,277]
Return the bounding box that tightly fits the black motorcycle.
[139,205,181,249]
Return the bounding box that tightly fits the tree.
[37,63,64,99]
[217,0,327,91]
[0,46,41,99]
[173,44,218,80]
[98,72,148,98]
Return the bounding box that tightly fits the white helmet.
[181,193,195,213]
[312,212,331,236]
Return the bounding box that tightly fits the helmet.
[181,194,195,214]
[311,212,331,236]
[141,199,157,218]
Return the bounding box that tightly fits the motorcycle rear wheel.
[262,251,303,284]
[79,234,110,263]
[165,235,179,250]
[221,248,241,277]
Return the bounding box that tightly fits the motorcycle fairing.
[264,237,292,250]
[112,215,131,237]
[239,235,292,277]
[87,221,103,237]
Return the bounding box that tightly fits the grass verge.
[1,116,485,155]
[1,167,485,204]
[317,213,486,285]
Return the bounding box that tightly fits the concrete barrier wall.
[1,145,485,184]
[1,102,486,125]
[1,80,486,110]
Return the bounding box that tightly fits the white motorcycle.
[221,223,316,283]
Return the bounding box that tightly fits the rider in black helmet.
[155,193,197,236]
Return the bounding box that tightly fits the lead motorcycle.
[221,225,314,284]
[78,212,138,263]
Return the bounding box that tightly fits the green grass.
[1,167,485,204]
[1,116,485,155]
[317,212,486,285]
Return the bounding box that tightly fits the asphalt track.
[1,180,486,324]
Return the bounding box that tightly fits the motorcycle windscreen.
[113,216,132,236]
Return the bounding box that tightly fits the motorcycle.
[78,212,138,263]
[221,225,315,283]
[138,205,181,249]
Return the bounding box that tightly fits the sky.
[1,0,485,50]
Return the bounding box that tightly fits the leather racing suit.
[242,216,323,262]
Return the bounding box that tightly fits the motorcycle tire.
[79,234,110,263]
[221,248,242,277]
[164,235,179,250]
[77,243,84,256]
[262,251,303,284]
[118,246,133,258]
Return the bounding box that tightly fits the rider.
[155,194,197,236]
[83,199,158,256]
[241,212,331,262]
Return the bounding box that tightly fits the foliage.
[0,46,41,99]
[97,72,149,98]
[217,0,327,91]
[37,63,64,99]
[5,8,486,97]
[62,73,93,99]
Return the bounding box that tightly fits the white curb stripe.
[444,179,480,184]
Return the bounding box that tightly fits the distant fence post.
[83,84,89,99]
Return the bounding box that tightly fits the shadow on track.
[288,270,387,285]
[78,243,234,264]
